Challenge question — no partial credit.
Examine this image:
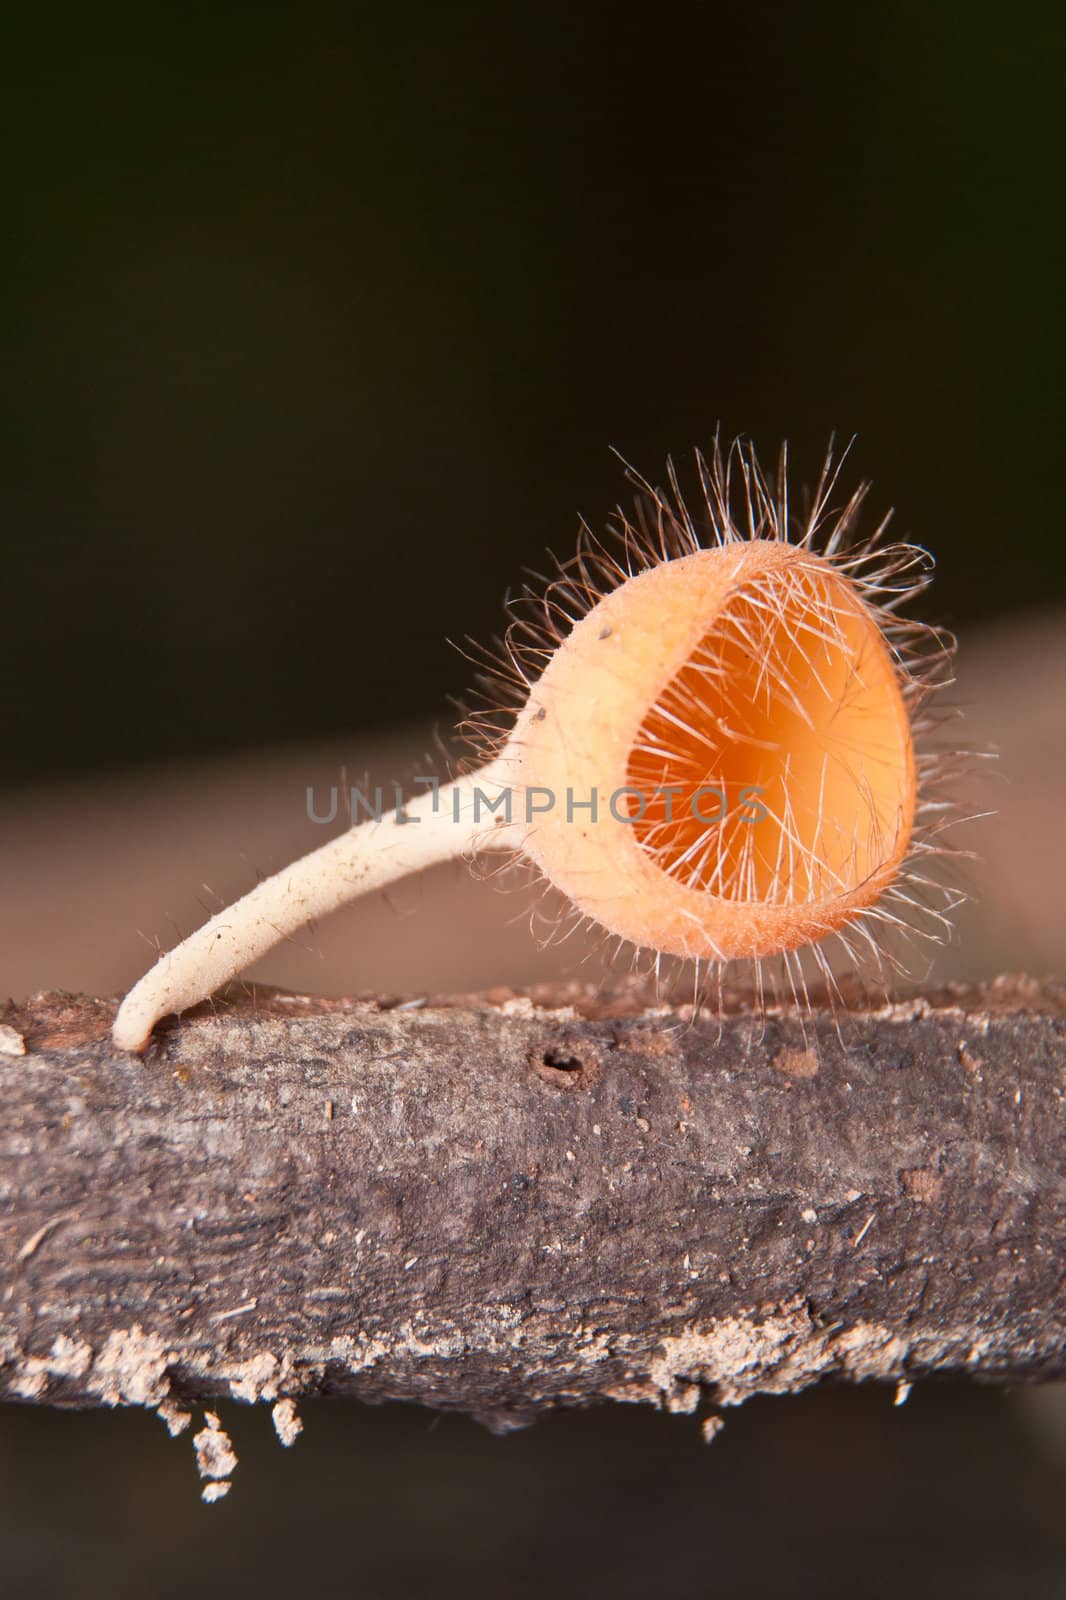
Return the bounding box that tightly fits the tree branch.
[2,978,1064,1431]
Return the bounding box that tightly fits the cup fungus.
[113,437,961,1053]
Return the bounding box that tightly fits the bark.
[1,978,1064,1433]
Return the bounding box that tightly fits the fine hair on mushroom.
[113,434,973,1053]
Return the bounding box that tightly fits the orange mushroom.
[113,437,959,1053]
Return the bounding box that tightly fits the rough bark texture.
[1,978,1064,1434]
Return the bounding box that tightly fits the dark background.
[3,4,1065,1597]
[3,2,1063,789]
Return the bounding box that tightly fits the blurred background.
[2,3,1064,1595]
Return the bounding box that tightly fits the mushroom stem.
[112,761,513,1052]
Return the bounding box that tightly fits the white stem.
[112,761,515,1052]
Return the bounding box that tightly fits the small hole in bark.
[543,1048,582,1073]
[532,1041,597,1089]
